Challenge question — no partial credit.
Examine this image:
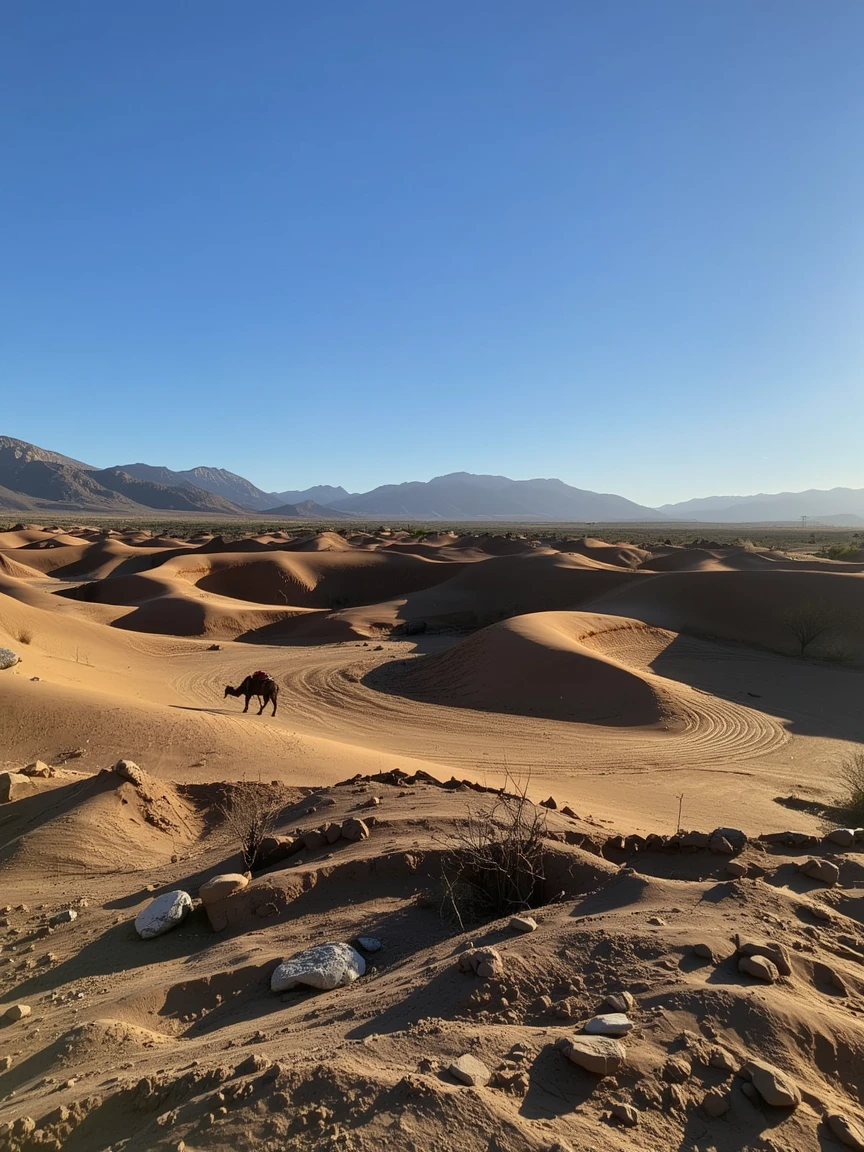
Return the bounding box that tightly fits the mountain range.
[0,436,861,524]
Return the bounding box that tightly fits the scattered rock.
[711,826,746,849]
[0,772,35,804]
[113,759,145,786]
[341,818,370,842]
[21,761,53,778]
[693,943,718,962]
[356,937,381,952]
[738,954,779,982]
[540,797,557,810]
[709,1047,736,1072]
[648,916,666,926]
[508,915,537,933]
[135,891,193,939]
[703,1088,730,1116]
[324,822,342,845]
[363,797,381,808]
[301,829,326,851]
[610,1101,639,1126]
[827,1113,864,1150]
[800,858,840,886]
[271,942,366,992]
[199,874,249,905]
[0,1056,12,1071]
[726,860,748,878]
[4,1004,31,1022]
[740,1059,800,1108]
[458,947,504,980]
[710,835,734,855]
[449,1054,491,1087]
[556,1035,626,1076]
[49,909,77,926]
[738,940,792,976]
[0,648,20,671]
[584,1013,633,1036]
[664,1056,692,1082]
[825,829,856,848]
[604,991,635,1013]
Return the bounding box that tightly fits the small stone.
[540,796,557,809]
[301,829,326,851]
[583,1013,633,1036]
[811,903,834,922]
[0,1056,12,1071]
[271,942,365,992]
[693,943,717,962]
[738,940,792,976]
[709,1047,736,1072]
[135,891,193,939]
[800,858,840,886]
[738,954,779,982]
[341,818,370,842]
[324,822,342,844]
[726,860,748,878]
[703,1088,730,1116]
[648,916,666,926]
[741,1059,800,1107]
[664,1056,692,1083]
[825,829,856,848]
[508,915,537,933]
[827,1113,864,1150]
[610,1101,639,1126]
[49,909,77,926]
[449,1054,491,1087]
[557,1035,625,1076]
[710,835,735,855]
[604,991,635,1013]
[363,796,381,808]
[711,826,747,849]
[4,1004,31,1022]
[457,947,504,980]
[356,937,381,952]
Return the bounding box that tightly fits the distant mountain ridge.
[3,435,862,524]
[661,487,864,525]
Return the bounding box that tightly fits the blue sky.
[2,1,863,504]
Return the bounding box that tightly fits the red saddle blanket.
[251,670,272,681]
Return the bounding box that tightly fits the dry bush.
[16,628,32,645]
[218,782,285,871]
[784,600,835,656]
[841,750,864,826]
[441,774,547,930]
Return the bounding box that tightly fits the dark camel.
[224,674,279,716]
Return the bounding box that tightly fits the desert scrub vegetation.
[218,781,286,871]
[441,775,548,930]
[784,600,836,657]
[16,627,33,645]
[818,542,863,561]
[841,750,864,826]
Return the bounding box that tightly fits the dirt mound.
[0,763,201,874]
[377,611,683,726]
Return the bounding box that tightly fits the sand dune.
[377,611,683,726]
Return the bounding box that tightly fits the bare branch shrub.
[784,600,835,657]
[16,628,32,645]
[441,773,547,930]
[841,750,864,826]
[218,781,285,871]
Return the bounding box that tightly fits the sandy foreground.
[1,525,864,1150]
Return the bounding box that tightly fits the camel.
[224,672,279,716]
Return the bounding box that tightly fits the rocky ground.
[2,762,864,1151]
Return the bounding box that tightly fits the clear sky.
[2,1,863,505]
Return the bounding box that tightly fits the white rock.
[271,942,366,993]
[49,909,77,926]
[0,648,20,671]
[356,936,382,952]
[583,1013,633,1036]
[135,891,193,940]
[825,828,856,848]
[509,915,537,933]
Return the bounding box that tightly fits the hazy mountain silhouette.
[661,488,864,524]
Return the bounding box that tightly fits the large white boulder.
[135,891,193,939]
[271,942,366,993]
[0,648,20,671]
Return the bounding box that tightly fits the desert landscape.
[0,522,863,1151]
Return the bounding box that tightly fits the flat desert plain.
[1,525,864,1151]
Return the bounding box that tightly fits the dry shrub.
[218,782,285,870]
[16,628,32,645]
[442,774,547,930]
[841,750,864,826]
[784,600,835,656]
